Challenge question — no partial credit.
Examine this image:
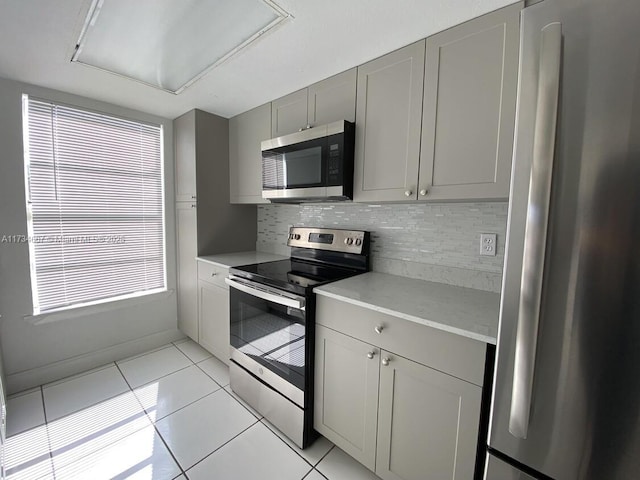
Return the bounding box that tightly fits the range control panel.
[287,227,369,255]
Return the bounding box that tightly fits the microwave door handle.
[509,21,562,440]
[224,277,306,311]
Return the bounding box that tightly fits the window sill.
[24,289,175,325]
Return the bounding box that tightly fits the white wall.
[0,76,182,394]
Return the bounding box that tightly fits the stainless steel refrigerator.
[486,0,640,478]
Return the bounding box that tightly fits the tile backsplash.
[257,202,509,292]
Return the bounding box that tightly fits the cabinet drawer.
[197,261,229,289]
[316,296,486,386]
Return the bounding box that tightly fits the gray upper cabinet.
[307,68,357,126]
[272,68,357,138]
[229,103,271,204]
[419,3,521,201]
[174,112,198,202]
[271,88,308,137]
[353,41,426,202]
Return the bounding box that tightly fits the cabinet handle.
[366,351,376,359]
[211,273,217,277]
[382,357,391,366]
[191,195,197,199]
[404,190,413,197]
[191,204,196,208]
[374,325,384,334]
[419,189,428,196]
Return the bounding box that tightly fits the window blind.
[23,96,166,313]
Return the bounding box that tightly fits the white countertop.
[196,251,288,268]
[314,272,500,344]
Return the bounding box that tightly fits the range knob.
[294,234,301,240]
[344,238,354,246]
[355,238,362,246]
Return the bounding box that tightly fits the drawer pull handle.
[366,351,376,359]
[382,357,391,366]
[374,325,384,334]
[211,273,217,277]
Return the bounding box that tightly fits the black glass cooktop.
[230,259,363,296]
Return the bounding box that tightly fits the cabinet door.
[376,352,483,480]
[271,88,308,137]
[314,325,380,471]
[176,202,198,341]
[307,68,357,126]
[354,41,425,202]
[229,103,271,204]
[174,111,197,202]
[419,3,521,201]
[198,280,230,365]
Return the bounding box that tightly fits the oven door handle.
[225,277,306,311]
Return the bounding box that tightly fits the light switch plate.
[480,233,497,256]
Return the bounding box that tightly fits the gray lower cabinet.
[197,282,229,364]
[353,41,426,202]
[229,103,271,204]
[314,325,380,470]
[419,2,521,201]
[271,68,357,137]
[376,351,482,480]
[314,296,485,479]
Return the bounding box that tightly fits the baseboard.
[6,328,186,394]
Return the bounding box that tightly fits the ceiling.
[0,0,515,120]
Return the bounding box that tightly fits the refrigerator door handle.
[509,21,562,440]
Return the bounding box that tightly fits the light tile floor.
[4,340,382,480]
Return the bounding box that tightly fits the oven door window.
[229,287,306,390]
[262,137,326,190]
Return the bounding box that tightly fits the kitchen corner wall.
[257,202,508,292]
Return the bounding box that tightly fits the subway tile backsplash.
[256,202,508,292]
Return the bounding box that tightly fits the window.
[22,96,166,314]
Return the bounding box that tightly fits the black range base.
[226,227,370,448]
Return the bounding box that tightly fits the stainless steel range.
[225,227,370,448]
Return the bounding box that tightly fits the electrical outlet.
[480,233,497,256]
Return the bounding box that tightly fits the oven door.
[225,276,308,407]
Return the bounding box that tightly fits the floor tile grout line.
[41,362,118,390]
[115,360,189,479]
[43,362,185,480]
[259,418,335,469]
[193,359,229,387]
[40,363,132,425]
[124,362,196,391]
[259,418,316,468]
[115,343,180,365]
[143,385,225,426]
[150,420,188,478]
[221,387,263,420]
[300,466,315,479]
[39,385,58,480]
[171,340,213,365]
[312,467,330,480]
[180,419,261,475]
[315,445,335,467]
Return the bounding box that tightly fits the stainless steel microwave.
[261,120,355,202]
